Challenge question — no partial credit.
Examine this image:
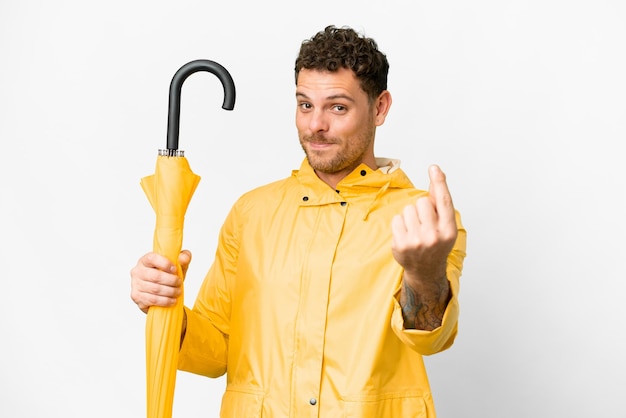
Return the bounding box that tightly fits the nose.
[308,109,328,133]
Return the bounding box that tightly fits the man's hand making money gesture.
[391,165,458,330]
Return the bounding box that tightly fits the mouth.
[307,141,335,150]
[304,135,336,150]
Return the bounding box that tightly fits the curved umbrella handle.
[166,59,236,151]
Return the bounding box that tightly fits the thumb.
[428,164,444,204]
[428,164,456,230]
[179,249,192,279]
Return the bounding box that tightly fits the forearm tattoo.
[401,277,450,331]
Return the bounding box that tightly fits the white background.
[1,1,625,417]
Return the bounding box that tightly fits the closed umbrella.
[140,59,236,418]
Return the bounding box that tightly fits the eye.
[298,102,312,111]
[332,104,347,112]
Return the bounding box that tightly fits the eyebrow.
[295,92,356,103]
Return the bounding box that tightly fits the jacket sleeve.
[178,306,228,378]
[390,210,467,355]
[177,201,242,377]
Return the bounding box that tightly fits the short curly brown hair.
[294,25,389,101]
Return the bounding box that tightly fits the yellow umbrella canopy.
[140,60,235,418]
[141,154,199,418]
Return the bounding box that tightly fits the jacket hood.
[293,157,417,220]
[293,157,414,190]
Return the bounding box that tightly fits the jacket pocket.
[342,392,428,418]
[220,387,264,417]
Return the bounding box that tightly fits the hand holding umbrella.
[140,59,235,418]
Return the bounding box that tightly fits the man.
[131,25,466,417]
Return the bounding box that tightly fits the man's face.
[295,68,382,179]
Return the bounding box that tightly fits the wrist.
[400,272,450,330]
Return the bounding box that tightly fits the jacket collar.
[292,158,415,218]
[293,157,413,190]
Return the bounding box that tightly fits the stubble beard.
[300,130,374,175]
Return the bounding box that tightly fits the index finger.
[428,164,456,224]
[141,252,177,274]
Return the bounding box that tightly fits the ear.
[374,90,392,126]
